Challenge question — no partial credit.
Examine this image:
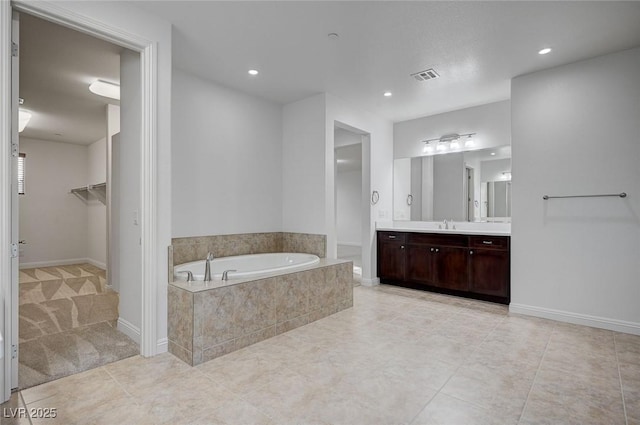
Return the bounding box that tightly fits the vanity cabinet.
[377,231,510,304]
[377,232,406,281]
[468,236,510,298]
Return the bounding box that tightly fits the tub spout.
[222,269,237,281]
[204,252,214,282]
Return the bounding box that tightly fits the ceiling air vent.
[411,68,440,82]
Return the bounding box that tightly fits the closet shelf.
[70,183,107,205]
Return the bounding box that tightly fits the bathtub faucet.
[221,269,237,281]
[204,252,214,282]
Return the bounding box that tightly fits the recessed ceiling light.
[538,47,552,55]
[248,69,259,76]
[89,80,120,100]
[490,152,496,156]
[383,91,392,97]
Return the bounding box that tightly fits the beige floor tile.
[411,393,514,425]
[136,369,236,424]
[186,398,274,425]
[199,351,296,395]
[620,362,640,420]
[616,332,640,366]
[541,337,620,379]
[440,362,533,422]
[242,370,326,423]
[104,353,192,396]
[26,371,130,425]
[521,366,625,424]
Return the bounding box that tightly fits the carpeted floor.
[18,263,139,389]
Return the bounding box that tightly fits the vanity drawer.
[407,233,468,247]
[470,236,509,250]
[377,231,406,243]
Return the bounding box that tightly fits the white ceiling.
[135,1,640,123]
[19,13,121,145]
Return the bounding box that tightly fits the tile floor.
[3,284,639,425]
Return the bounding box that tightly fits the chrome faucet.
[204,252,214,282]
[444,219,449,230]
[221,269,237,281]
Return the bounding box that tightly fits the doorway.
[15,13,139,389]
[2,1,161,401]
[334,124,369,284]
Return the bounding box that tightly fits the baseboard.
[360,277,380,287]
[509,303,640,336]
[117,317,141,344]
[85,258,107,270]
[19,258,92,269]
[337,242,362,248]
[156,338,168,354]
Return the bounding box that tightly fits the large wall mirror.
[393,145,511,222]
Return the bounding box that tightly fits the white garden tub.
[174,252,320,281]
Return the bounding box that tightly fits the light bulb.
[464,136,475,148]
[450,140,460,149]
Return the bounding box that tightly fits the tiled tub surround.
[168,259,353,366]
[171,232,326,268]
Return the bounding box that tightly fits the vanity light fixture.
[421,133,476,155]
[18,109,32,133]
[89,80,120,100]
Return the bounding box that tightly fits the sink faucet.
[204,252,214,282]
[444,219,449,230]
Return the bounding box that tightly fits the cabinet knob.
[400,245,405,249]
[470,250,474,255]
[435,248,439,253]
[430,248,434,252]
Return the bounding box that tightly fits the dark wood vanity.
[377,230,510,304]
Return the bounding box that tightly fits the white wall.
[511,47,640,334]
[18,138,88,266]
[116,49,142,338]
[394,100,511,159]
[87,137,106,268]
[172,69,283,237]
[282,94,327,234]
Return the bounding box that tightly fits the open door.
[1,10,20,401]
[10,10,20,392]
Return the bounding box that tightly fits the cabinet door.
[469,249,509,297]
[435,247,469,291]
[378,241,406,281]
[406,245,435,285]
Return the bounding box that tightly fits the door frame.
[1,0,159,396]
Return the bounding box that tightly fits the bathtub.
[174,252,321,281]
